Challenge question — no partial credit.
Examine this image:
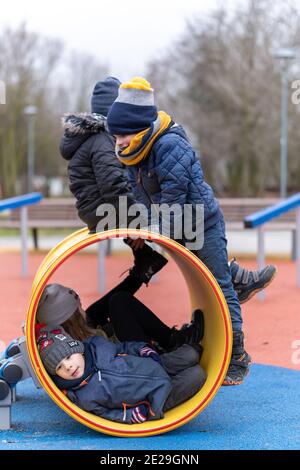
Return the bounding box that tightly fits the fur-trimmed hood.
[60,113,107,161]
[62,113,107,135]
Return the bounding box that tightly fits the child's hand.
[131,404,149,424]
[139,345,162,365]
[126,237,145,251]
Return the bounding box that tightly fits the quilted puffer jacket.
[127,124,221,236]
[60,113,135,231]
[66,336,172,424]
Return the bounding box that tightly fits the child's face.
[55,353,85,380]
[115,134,136,151]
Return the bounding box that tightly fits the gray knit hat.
[36,325,84,375]
[37,284,81,325]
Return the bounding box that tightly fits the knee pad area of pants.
[191,364,207,391]
[108,291,132,307]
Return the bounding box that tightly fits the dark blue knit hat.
[91,77,121,117]
[107,77,158,135]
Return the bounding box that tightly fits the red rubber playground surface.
[0,250,299,371]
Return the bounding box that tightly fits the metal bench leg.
[32,228,39,250]
[20,206,28,277]
[291,229,296,261]
[257,226,265,300]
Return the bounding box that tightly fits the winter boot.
[230,258,277,304]
[168,309,204,351]
[124,239,168,285]
[223,331,251,386]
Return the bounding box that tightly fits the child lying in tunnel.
[36,324,206,424]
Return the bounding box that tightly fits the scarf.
[51,342,96,391]
[116,111,172,166]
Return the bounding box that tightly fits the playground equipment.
[244,192,300,299]
[0,335,41,430]
[0,228,232,436]
[26,228,232,437]
[0,193,43,276]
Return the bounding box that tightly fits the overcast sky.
[0,0,239,79]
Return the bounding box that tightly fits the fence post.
[20,206,28,277]
[296,207,300,288]
[291,229,296,261]
[257,225,265,300]
[98,241,107,294]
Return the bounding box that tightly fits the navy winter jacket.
[127,125,221,235]
[66,336,172,424]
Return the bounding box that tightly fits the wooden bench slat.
[0,198,297,230]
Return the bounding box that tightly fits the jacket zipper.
[137,166,155,206]
[99,368,167,381]
[137,166,162,227]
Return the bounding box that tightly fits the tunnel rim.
[26,228,232,437]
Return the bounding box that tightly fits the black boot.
[124,239,168,285]
[223,331,251,386]
[168,309,205,351]
[230,258,277,304]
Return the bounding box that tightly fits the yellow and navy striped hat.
[107,77,158,135]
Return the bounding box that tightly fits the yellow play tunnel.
[25,228,232,437]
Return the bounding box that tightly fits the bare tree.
[147,0,300,196]
[0,23,108,197]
